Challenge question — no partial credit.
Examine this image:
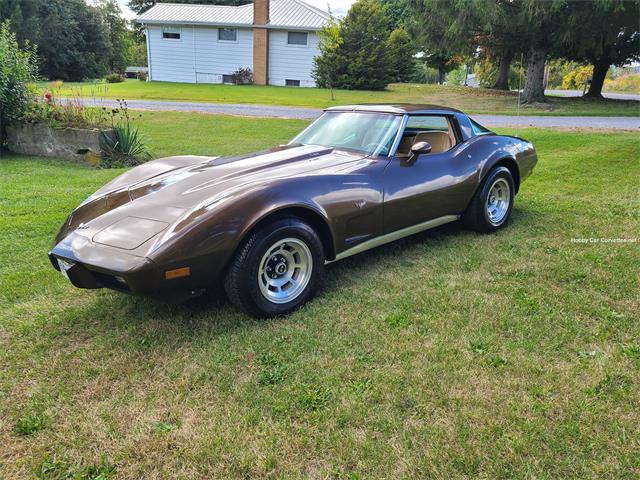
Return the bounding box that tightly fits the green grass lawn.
[1,115,639,478]
[43,79,640,117]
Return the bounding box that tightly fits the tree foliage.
[407,0,639,102]
[0,0,139,80]
[558,0,639,97]
[0,21,38,145]
[313,0,415,91]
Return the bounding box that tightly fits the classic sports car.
[49,104,537,317]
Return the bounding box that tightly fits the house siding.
[268,30,319,87]
[147,25,196,83]
[147,25,318,87]
[148,25,253,83]
[194,27,253,83]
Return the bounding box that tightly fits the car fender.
[470,135,530,193]
[148,176,336,279]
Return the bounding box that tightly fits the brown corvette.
[49,104,537,317]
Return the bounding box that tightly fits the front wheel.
[463,166,515,233]
[224,217,325,318]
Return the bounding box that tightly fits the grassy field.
[1,114,639,478]
[43,79,640,117]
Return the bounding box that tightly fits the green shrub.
[137,70,148,81]
[230,67,253,85]
[562,65,593,90]
[105,73,125,83]
[446,65,467,86]
[0,21,38,145]
[100,123,150,167]
[100,101,151,167]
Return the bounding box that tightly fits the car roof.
[324,104,465,115]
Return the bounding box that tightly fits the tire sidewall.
[480,167,514,231]
[240,219,324,316]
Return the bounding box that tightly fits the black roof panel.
[324,104,465,115]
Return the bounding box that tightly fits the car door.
[382,114,476,234]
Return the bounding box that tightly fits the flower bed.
[7,83,150,167]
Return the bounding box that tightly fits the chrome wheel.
[258,238,313,304]
[486,178,511,225]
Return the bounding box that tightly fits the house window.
[218,28,237,42]
[162,26,181,40]
[222,74,234,84]
[286,79,301,87]
[287,31,308,46]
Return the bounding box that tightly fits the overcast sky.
[114,0,355,19]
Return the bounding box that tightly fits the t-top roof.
[324,104,465,115]
[137,0,331,30]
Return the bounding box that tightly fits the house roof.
[136,0,331,30]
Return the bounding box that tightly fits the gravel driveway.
[85,98,639,130]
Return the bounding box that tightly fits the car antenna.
[516,52,524,137]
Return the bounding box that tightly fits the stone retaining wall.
[6,123,115,165]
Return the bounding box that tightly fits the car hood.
[56,144,367,252]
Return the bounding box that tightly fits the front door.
[382,115,473,233]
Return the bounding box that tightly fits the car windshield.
[290,112,403,156]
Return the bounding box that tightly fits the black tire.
[224,216,325,318]
[462,166,515,233]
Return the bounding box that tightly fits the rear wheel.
[463,166,515,233]
[224,217,325,317]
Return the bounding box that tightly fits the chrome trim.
[330,214,459,262]
[388,114,409,157]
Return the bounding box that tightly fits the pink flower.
[44,91,52,102]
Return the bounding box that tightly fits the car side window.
[395,115,456,156]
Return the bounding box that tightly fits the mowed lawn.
[46,79,640,117]
[1,114,639,478]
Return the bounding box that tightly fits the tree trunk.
[521,47,547,104]
[437,66,445,85]
[585,59,609,98]
[493,52,513,90]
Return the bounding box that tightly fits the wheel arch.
[239,205,336,261]
[485,156,520,195]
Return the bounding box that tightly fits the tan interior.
[397,130,453,156]
[413,131,451,153]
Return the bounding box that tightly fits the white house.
[137,0,330,87]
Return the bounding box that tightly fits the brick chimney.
[253,0,269,85]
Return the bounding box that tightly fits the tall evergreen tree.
[558,0,639,98]
[314,0,412,90]
[405,0,474,84]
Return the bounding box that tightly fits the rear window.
[406,116,450,131]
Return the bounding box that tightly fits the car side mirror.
[407,141,432,164]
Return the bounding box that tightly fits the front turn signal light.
[165,267,191,280]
